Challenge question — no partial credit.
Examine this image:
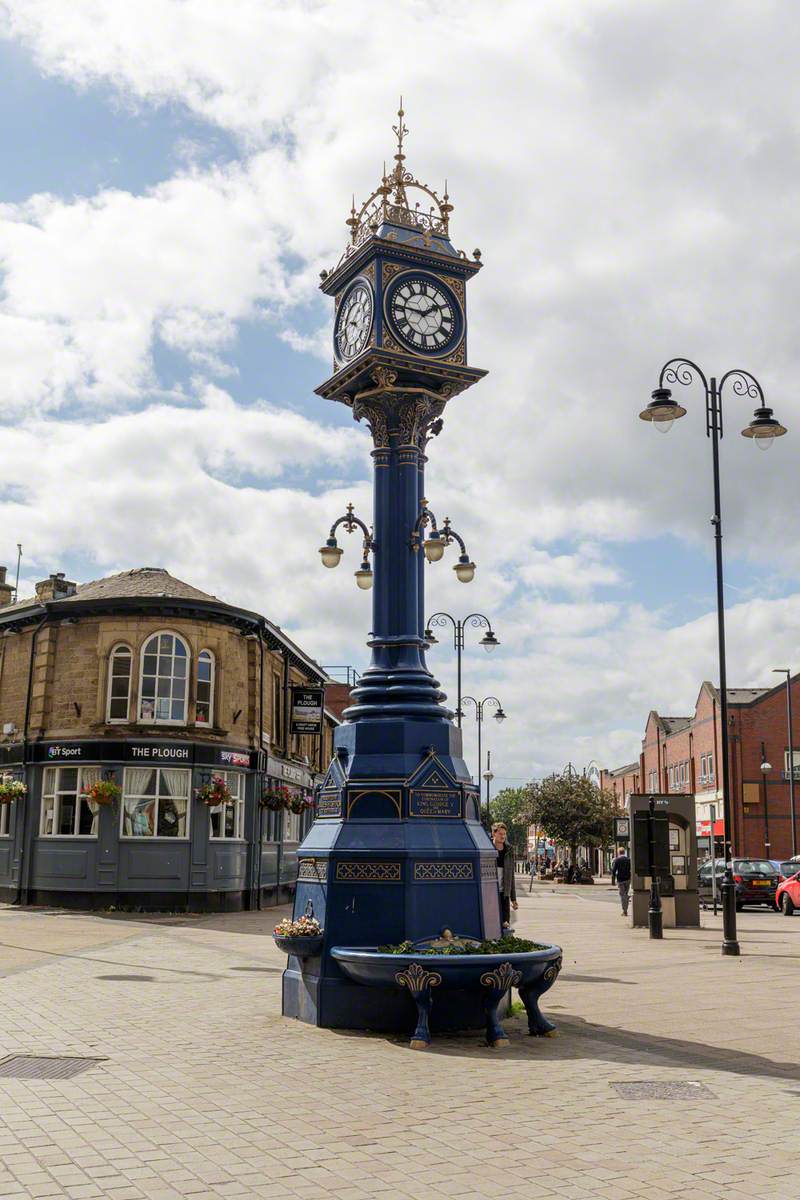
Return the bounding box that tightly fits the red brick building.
[602,675,800,860]
[599,762,641,806]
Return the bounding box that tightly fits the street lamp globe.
[741,406,787,450]
[493,707,507,723]
[354,562,373,590]
[760,758,772,773]
[423,532,445,562]
[319,539,343,568]
[454,555,476,583]
[480,630,499,652]
[639,387,687,434]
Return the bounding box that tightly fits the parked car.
[769,859,800,883]
[698,858,780,910]
[776,869,800,915]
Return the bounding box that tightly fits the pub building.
[0,566,337,909]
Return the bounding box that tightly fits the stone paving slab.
[0,889,798,1200]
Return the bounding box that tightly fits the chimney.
[35,572,77,602]
[0,567,12,607]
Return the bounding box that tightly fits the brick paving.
[0,884,798,1200]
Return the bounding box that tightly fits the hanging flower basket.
[195,776,233,807]
[273,906,324,958]
[0,779,25,805]
[81,779,121,807]
[288,793,314,815]
[261,784,291,811]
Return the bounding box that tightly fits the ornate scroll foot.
[480,962,521,1048]
[519,957,561,1037]
[396,962,442,1049]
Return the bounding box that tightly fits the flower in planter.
[261,784,291,810]
[274,914,323,937]
[195,775,233,807]
[0,778,26,804]
[81,778,122,806]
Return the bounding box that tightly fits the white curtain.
[81,767,102,835]
[161,769,189,797]
[123,767,156,836]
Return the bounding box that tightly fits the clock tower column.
[283,108,498,1032]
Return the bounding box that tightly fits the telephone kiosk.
[626,793,700,929]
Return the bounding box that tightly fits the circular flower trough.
[331,933,562,1049]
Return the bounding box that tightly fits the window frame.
[195,648,215,728]
[208,770,245,840]
[0,799,9,837]
[137,630,191,727]
[40,765,103,838]
[106,643,133,724]
[120,765,192,840]
[707,752,714,780]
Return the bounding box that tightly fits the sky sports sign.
[290,687,325,735]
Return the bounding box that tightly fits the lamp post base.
[720,873,741,956]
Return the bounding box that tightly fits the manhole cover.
[0,1055,108,1080]
[611,1081,713,1099]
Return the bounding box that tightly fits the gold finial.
[392,96,408,170]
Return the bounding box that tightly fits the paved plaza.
[0,884,798,1200]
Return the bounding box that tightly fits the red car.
[776,869,800,916]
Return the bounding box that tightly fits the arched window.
[138,631,189,724]
[195,650,215,726]
[106,644,132,723]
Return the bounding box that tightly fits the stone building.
[0,566,337,909]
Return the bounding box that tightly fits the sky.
[1,0,799,791]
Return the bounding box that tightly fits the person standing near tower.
[492,822,518,929]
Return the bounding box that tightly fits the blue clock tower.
[283,105,499,1032]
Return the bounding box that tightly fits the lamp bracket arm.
[440,518,467,555]
[659,357,710,396]
[717,369,765,409]
[329,505,375,549]
[463,612,492,630]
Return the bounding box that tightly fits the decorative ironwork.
[413,861,473,881]
[395,961,442,994]
[480,962,522,992]
[298,859,328,883]
[335,861,402,883]
[341,100,456,260]
[480,858,498,881]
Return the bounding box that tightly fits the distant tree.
[488,786,528,854]
[524,774,619,866]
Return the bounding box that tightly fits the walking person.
[492,822,518,929]
[611,845,631,916]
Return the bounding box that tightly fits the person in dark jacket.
[610,847,631,916]
[492,822,518,929]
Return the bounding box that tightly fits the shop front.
[0,738,263,910]
[258,755,316,906]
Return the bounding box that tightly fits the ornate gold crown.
[345,99,454,251]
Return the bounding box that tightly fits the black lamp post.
[772,668,796,857]
[424,612,499,728]
[641,358,788,957]
[459,695,507,824]
[760,742,772,858]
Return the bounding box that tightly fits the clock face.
[386,274,461,355]
[335,281,373,362]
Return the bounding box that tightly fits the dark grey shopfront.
[0,739,315,910]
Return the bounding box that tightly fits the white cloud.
[1,0,800,782]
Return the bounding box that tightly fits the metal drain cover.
[0,1055,107,1080]
[611,1081,713,1099]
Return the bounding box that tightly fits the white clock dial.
[335,282,373,361]
[388,275,460,354]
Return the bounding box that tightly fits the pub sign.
[290,686,324,734]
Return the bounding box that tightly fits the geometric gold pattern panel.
[298,858,329,883]
[335,861,402,883]
[413,861,474,882]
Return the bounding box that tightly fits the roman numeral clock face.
[386,274,461,355]
[334,281,373,362]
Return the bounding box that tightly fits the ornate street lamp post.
[460,695,507,824]
[640,358,788,956]
[772,668,797,857]
[424,612,500,728]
